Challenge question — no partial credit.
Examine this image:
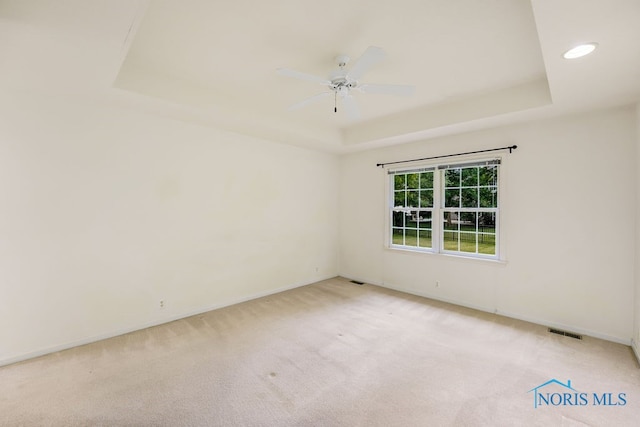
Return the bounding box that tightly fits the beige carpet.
[1,277,639,426]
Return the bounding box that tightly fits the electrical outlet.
[159,300,165,309]
[435,281,440,288]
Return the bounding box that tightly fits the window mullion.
[433,169,442,253]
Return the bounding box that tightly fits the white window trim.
[385,155,506,262]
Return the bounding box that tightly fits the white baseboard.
[496,309,631,346]
[373,281,632,346]
[5,275,632,368]
[376,280,495,317]
[0,275,336,368]
[632,339,640,366]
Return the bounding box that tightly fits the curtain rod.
[376,145,518,168]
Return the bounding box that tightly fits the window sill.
[386,245,507,265]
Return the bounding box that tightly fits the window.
[392,168,434,249]
[389,159,500,259]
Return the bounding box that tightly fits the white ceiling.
[1,0,639,153]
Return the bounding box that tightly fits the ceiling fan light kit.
[277,46,415,120]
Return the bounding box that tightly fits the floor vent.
[549,328,583,340]
[350,280,364,285]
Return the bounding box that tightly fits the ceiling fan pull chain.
[334,91,337,113]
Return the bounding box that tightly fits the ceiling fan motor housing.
[329,54,356,96]
[335,54,350,68]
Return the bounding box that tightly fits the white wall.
[0,92,339,365]
[634,103,640,357]
[1,94,636,366]
[339,106,637,344]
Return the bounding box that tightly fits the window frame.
[390,166,435,250]
[387,157,503,261]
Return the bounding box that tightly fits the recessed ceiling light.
[563,43,598,59]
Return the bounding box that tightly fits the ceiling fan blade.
[341,94,361,121]
[277,68,330,85]
[359,83,415,96]
[287,92,330,110]
[347,46,386,81]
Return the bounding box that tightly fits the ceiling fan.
[277,46,415,120]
